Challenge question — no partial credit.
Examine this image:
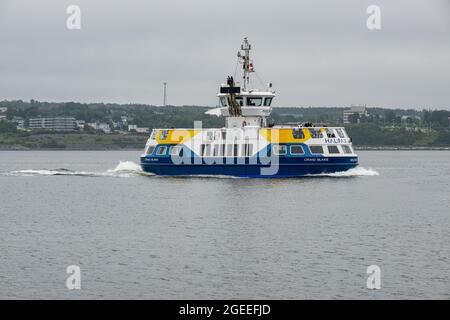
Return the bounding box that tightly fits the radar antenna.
[237,37,254,91]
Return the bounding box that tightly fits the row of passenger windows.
[151,128,348,142]
[146,144,353,156]
[269,144,353,155]
[145,145,184,156]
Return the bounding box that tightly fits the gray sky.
[0,0,449,109]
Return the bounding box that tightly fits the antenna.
[237,37,253,91]
[163,82,167,106]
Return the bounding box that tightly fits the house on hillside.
[87,122,111,134]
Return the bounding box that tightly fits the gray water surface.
[0,150,449,299]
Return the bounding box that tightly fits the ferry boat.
[140,38,358,178]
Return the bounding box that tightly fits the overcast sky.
[0,0,449,109]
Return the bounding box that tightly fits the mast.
[237,37,254,91]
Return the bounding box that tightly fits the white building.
[29,117,76,131]
[343,105,369,124]
[88,122,111,134]
[12,116,25,129]
[75,120,85,130]
[135,127,150,134]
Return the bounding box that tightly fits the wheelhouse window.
[235,97,243,106]
[290,145,304,155]
[327,145,340,154]
[272,144,287,155]
[308,128,323,139]
[264,97,272,106]
[156,146,167,155]
[247,97,263,106]
[292,128,305,139]
[309,145,324,154]
[342,145,353,154]
[220,97,228,107]
[146,146,155,155]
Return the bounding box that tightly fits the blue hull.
[140,156,358,178]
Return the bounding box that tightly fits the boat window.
[169,145,181,156]
[220,97,228,107]
[146,146,155,155]
[213,144,220,157]
[160,130,168,140]
[205,144,212,157]
[325,128,336,138]
[235,97,243,106]
[227,144,233,157]
[327,145,340,154]
[247,97,263,106]
[241,144,253,157]
[156,146,167,155]
[290,145,304,155]
[292,128,305,139]
[335,128,346,138]
[308,128,323,139]
[234,144,239,156]
[206,131,214,140]
[264,97,272,106]
[309,145,324,154]
[150,130,158,140]
[342,145,353,154]
[272,144,287,155]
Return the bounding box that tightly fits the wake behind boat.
[140,38,358,177]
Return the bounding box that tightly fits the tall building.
[343,105,369,124]
[28,117,76,131]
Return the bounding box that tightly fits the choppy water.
[0,150,448,299]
